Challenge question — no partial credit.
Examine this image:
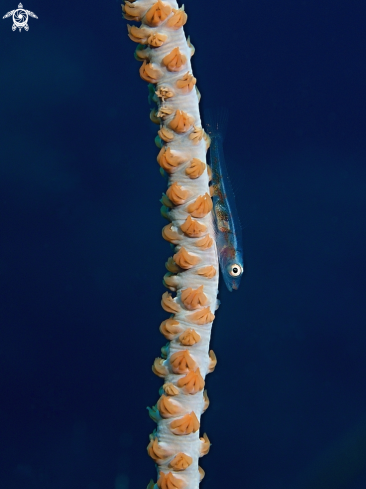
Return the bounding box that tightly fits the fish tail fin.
[203,107,229,140]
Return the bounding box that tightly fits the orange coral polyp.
[161,291,181,313]
[162,223,182,244]
[187,193,213,218]
[158,126,175,142]
[157,146,186,173]
[127,24,150,43]
[163,382,180,396]
[187,307,215,325]
[157,471,185,489]
[166,182,189,205]
[157,395,183,417]
[169,452,193,471]
[148,32,168,47]
[185,158,206,179]
[162,47,187,72]
[170,350,196,374]
[180,215,206,237]
[145,0,172,26]
[173,247,200,269]
[176,72,196,93]
[180,285,208,310]
[189,126,205,144]
[152,357,169,378]
[196,265,217,278]
[179,328,201,346]
[177,369,205,394]
[160,318,182,340]
[208,350,217,373]
[169,110,194,133]
[199,433,211,456]
[147,437,170,463]
[122,1,145,21]
[139,60,162,83]
[195,234,213,250]
[170,411,200,435]
[166,6,187,29]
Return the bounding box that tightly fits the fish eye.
[228,263,243,277]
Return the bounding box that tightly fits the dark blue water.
[0,0,365,488]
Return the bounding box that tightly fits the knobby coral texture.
[122,0,219,487]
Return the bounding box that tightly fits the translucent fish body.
[208,130,243,291]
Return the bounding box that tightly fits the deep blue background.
[0,0,365,488]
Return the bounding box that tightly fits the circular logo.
[13,8,28,28]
